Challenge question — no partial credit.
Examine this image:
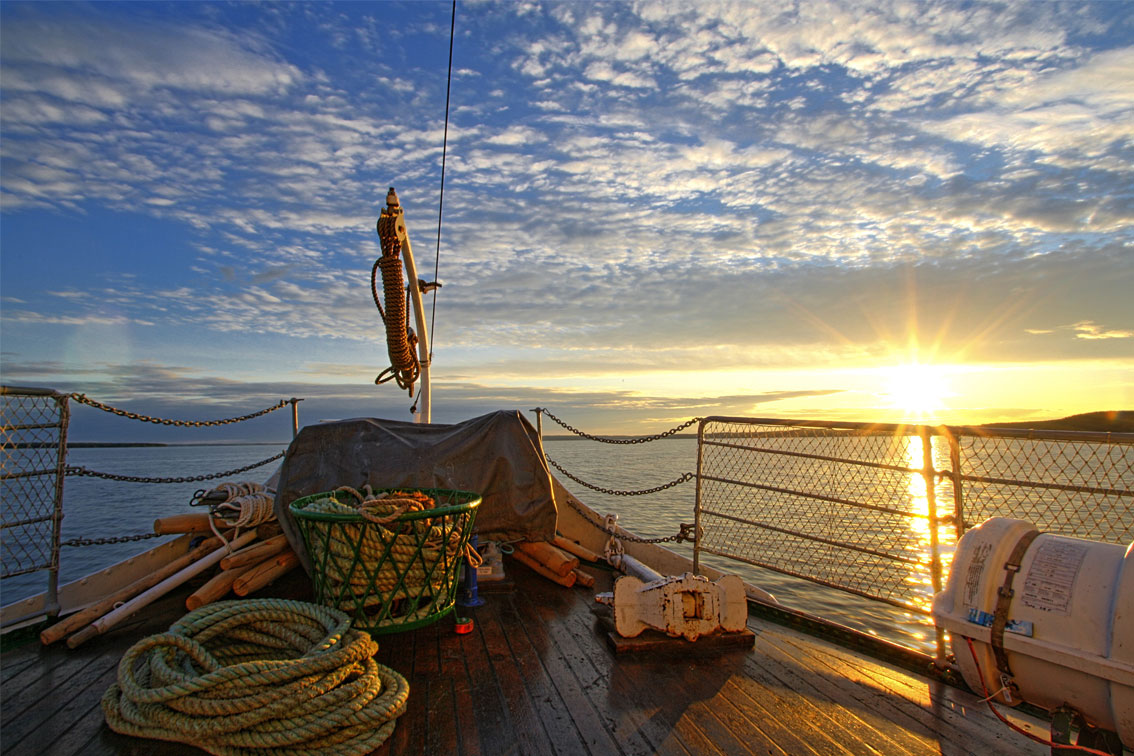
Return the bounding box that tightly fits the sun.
[881,363,950,419]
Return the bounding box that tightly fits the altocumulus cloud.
[1,0,1131,433]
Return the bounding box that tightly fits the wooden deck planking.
[0,561,1056,756]
[731,658,909,756]
[761,629,1044,756]
[448,632,485,756]
[744,634,938,756]
[494,598,593,756]
[557,574,731,756]
[508,581,651,756]
[526,581,671,756]
[477,593,558,756]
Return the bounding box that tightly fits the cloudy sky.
[1,0,1131,442]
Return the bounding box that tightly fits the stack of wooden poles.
[40,512,299,649]
[508,534,600,589]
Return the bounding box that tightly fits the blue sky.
[1,0,1132,442]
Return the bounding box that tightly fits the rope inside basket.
[300,488,479,624]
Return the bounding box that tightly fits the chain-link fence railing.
[1,387,69,613]
[954,430,1134,544]
[694,419,954,614]
[1,387,301,613]
[693,416,1134,657]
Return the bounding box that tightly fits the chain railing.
[532,407,701,444]
[64,451,286,484]
[544,455,694,497]
[532,408,700,544]
[1,386,301,611]
[692,417,1134,660]
[69,393,300,428]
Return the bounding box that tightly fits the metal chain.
[65,451,285,484]
[561,491,696,544]
[69,394,295,427]
[545,455,694,496]
[545,455,697,543]
[62,532,164,547]
[534,408,701,444]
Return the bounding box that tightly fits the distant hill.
[981,411,1133,433]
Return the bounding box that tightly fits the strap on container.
[990,528,1040,681]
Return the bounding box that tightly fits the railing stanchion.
[46,392,69,619]
[920,425,946,665]
[291,398,301,439]
[694,419,705,575]
[948,430,964,537]
[532,408,544,443]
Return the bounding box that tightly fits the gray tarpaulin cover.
[273,410,558,574]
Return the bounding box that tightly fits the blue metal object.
[457,534,486,607]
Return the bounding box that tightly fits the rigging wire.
[412,0,455,414]
[429,0,456,363]
[374,1,456,414]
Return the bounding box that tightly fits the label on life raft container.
[965,608,1034,637]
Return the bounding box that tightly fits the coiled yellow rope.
[101,599,409,756]
[198,481,278,552]
[372,188,420,395]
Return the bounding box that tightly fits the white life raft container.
[932,517,1132,746]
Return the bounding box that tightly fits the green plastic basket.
[289,487,481,634]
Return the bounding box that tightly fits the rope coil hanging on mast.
[373,187,421,395]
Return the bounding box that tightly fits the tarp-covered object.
[274,410,558,574]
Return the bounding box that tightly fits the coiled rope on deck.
[101,599,409,756]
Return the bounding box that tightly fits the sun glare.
[881,363,950,419]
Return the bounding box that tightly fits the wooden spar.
[153,513,226,535]
[232,551,299,596]
[572,569,596,589]
[185,560,260,611]
[510,550,576,588]
[3,535,193,631]
[40,532,229,645]
[515,541,579,577]
[553,534,601,563]
[219,534,289,570]
[66,529,257,648]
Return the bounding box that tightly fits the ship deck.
[1,563,1052,756]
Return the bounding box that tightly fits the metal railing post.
[44,392,69,618]
[531,408,543,443]
[947,429,964,537]
[290,398,301,439]
[920,425,946,664]
[694,419,706,575]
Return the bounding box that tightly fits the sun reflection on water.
[902,433,956,624]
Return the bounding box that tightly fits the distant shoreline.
[10,441,289,448]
